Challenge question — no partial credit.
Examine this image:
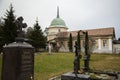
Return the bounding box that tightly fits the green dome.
[50,6,67,27]
[50,17,66,27]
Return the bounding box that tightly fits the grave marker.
[1,16,34,80]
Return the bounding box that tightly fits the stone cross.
[15,16,27,38]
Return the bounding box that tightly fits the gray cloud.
[0,0,120,38]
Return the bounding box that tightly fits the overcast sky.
[0,0,120,38]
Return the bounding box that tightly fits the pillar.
[109,38,112,50]
[98,38,102,50]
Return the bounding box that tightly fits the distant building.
[46,7,68,42]
[46,7,116,53]
[56,27,115,53]
[113,39,120,54]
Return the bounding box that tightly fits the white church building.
[45,7,115,53]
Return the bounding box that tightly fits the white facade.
[46,7,115,53]
[93,38,113,53]
[98,38,102,50]
[47,27,68,41]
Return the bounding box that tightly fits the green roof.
[50,6,67,27]
[50,17,66,27]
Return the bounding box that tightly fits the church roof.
[50,7,67,27]
[57,27,115,38]
[50,18,66,27]
[87,27,115,36]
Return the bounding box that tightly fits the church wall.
[92,37,113,53]
[47,35,56,41]
[48,27,67,34]
[57,36,113,53]
[113,44,120,54]
[47,27,68,41]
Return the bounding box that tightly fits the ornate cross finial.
[15,16,27,42]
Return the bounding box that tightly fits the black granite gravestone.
[1,16,34,80]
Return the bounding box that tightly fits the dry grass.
[90,54,120,71]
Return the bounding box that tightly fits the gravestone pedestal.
[61,71,90,80]
[2,42,34,80]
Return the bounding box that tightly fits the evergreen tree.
[68,33,73,52]
[0,19,4,52]
[26,20,46,51]
[0,19,4,38]
[77,31,81,52]
[2,4,17,44]
[26,27,33,38]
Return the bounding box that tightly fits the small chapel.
[46,7,115,53]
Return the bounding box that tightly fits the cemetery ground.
[0,53,120,80]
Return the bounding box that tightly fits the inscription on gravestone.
[19,50,34,80]
[21,51,32,72]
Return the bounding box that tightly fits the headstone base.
[61,71,120,80]
[61,71,90,80]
